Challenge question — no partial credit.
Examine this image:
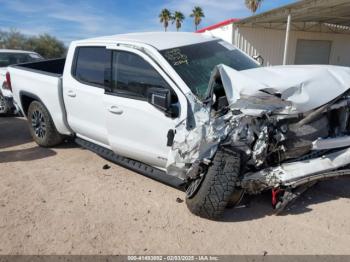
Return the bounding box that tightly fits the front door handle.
[67,90,76,97]
[108,105,123,115]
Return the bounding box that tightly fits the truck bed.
[9,58,72,135]
[12,58,66,76]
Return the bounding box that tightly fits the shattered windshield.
[161,40,259,100]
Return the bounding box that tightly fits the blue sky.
[0,0,297,44]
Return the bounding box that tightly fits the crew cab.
[8,32,350,219]
[0,49,43,114]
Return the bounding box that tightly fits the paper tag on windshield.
[218,41,236,51]
[163,48,188,66]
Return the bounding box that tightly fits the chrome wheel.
[31,110,46,138]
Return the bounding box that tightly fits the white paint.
[9,34,195,169]
[202,24,234,44]
[9,32,350,180]
[77,32,217,50]
[283,14,292,65]
[9,67,72,135]
[217,64,350,113]
[0,49,37,54]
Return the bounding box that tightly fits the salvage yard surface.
[0,117,350,255]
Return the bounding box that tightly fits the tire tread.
[27,101,63,147]
[186,149,240,219]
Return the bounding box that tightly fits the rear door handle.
[108,105,123,115]
[67,90,76,97]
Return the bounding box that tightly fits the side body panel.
[8,66,71,135]
[62,43,111,148]
[104,94,175,169]
[104,46,188,169]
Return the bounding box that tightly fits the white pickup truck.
[8,32,350,219]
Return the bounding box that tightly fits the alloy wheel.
[31,110,46,138]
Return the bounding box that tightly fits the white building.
[197,0,350,66]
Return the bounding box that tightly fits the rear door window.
[73,47,111,88]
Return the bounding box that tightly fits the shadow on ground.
[222,177,350,222]
[0,116,77,163]
[0,117,32,149]
[0,146,57,163]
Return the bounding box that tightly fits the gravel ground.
[0,116,350,255]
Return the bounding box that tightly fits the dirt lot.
[0,116,350,255]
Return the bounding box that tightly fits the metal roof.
[236,0,350,31]
[196,18,240,33]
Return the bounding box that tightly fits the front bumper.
[242,145,350,193]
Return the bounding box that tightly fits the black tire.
[186,149,241,219]
[27,101,63,147]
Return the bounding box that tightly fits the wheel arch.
[19,91,45,117]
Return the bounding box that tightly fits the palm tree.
[159,9,172,32]
[172,11,185,32]
[245,0,263,13]
[190,6,205,31]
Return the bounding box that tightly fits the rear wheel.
[27,101,63,147]
[185,149,241,219]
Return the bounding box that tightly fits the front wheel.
[186,149,241,220]
[27,101,63,147]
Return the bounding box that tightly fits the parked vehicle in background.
[7,32,350,219]
[0,49,43,114]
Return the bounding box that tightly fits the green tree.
[0,29,66,58]
[27,34,66,58]
[0,29,27,50]
[190,6,205,31]
[159,8,172,32]
[245,0,263,13]
[172,11,185,32]
[0,30,7,48]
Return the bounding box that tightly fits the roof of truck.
[74,32,217,50]
[0,49,37,54]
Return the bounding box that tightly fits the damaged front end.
[167,64,350,204]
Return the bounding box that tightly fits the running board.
[75,138,185,190]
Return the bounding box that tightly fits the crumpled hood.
[216,64,350,114]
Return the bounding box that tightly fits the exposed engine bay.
[166,64,350,206]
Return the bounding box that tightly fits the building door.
[295,39,331,65]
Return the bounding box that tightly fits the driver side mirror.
[147,87,179,118]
